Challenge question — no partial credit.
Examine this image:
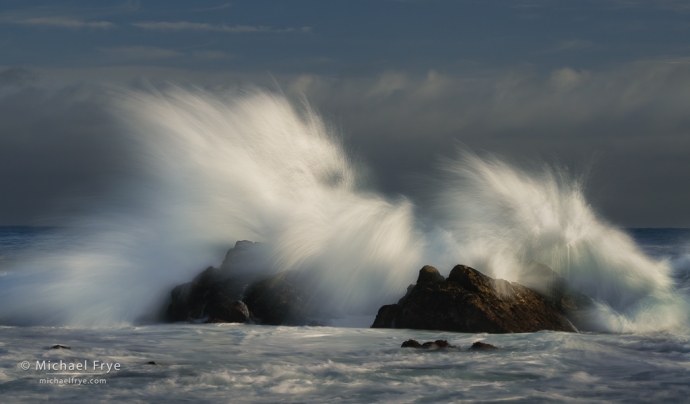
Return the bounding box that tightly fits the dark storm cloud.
[281,60,690,227]
[0,58,690,226]
[1,60,689,227]
[130,21,310,34]
[0,70,128,225]
[0,67,36,86]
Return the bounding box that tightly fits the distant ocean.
[1,226,689,403]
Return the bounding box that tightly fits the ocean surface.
[1,227,690,403]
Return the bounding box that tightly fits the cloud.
[98,46,184,61]
[192,3,233,12]
[131,21,310,33]
[366,71,409,97]
[9,16,114,28]
[96,47,233,63]
[191,50,233,60]
[0,81,126,225]
[2,59,690,227]
[0,67,37,86]
[276,61,690,226]
[541,39,594,53]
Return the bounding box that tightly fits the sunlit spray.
[0,88,685,332]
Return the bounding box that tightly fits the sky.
[1,0,690,227]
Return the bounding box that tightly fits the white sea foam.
[1,324,689,403]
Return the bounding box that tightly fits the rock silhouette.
[372,265,579,333]
[166,240,313,325]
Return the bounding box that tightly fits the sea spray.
[437,152,688,332]
[0,88,426,325]
[0,88,685,332]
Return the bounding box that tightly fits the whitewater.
[1,88,689,402]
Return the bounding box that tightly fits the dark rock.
[417,265,445,284]
[401,339,422,348]
[422,340,457,349]
[166,268,249,323]
[166,240,270,323]
[51,345,71,350]
[372,264,577,333]
[469,341,499,350]
[401,339,457,349]
[204,318,228,323]
[166,240,320,326]
[146,361,160,365]
[447,264,489,293]
[219,240,267,272]
[518,261,594,330]
[242,271,313,325]
[397,284,416,305]
[371,304,400,328]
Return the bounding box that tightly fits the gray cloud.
[279,61,690,227]
[0,67,37,86]
[0,72,128,225]
[538,39,595,53]
[12,16,114,28]
[98,46,184,61]
[132,21,310,34]
[1,59,690,227]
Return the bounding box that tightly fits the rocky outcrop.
[372,265,578,333]
[166,240,314,325]
[417,265,445,284]
[166,265,249,323]
[371,304,400,328]
[518,261,593,329]
[242,271,314,325]
[166,241,261,323]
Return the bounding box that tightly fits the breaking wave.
[0,88,685,332]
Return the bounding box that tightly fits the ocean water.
[1,90,689,402]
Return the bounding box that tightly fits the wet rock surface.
[401,339,458,349]
[168,241,589,331]
[371,304,400,328]
[166,265,249,323]
[518,261,594,330]
[373,264,579,333]
[166,240,313,325]
[469,341,499,350]
[401,339,422,348]
[242,271,314,325]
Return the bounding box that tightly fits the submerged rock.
[51,345,71,350]
[373,265,577,333]
[401,339,422,348]
[469,341,499,350]
[401,339,458,349]
[422,340,457,349]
